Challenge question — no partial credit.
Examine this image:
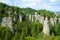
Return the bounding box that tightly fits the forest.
[0,3,60,40]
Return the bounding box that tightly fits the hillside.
[0,3,55,17]
[0,3,60,40]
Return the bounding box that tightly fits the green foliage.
[0,26,12,40]
[26,36,37,40]
[37,9,55,17]
[21,7,36,14]
[49,23,55,35]
[55,23,60,36]
[55,36,60,40]
[31,22,43,38]
[37,32,56,40]
[12,31,20,40]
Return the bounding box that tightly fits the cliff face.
[43,16,50,35]
[1,17,14,33]
[0,11,60,35]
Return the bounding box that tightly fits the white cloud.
[0,0,9,3]
[22,0,36,8]
[23,0,33,2]
[26,2,36,7]
[38,3,51,10]
[23,0,42,2]
[50,0,56,3]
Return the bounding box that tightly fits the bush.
[55,23,60,36]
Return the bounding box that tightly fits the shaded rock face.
[43,17,50,35]
[54,17,57,24]
[1,17,14,33]
[39,16,44,24]
[50,17,58,26]
[0,17,2,25]
[1,17,7,26]
[59,18,60,23]
[34,12,44,24]
[13,11,19,22]
[19,15,22,22]
[34,12,38,22]
[50,18,54,26]
[29,15,31,21]
[29,15,34,22]
[31,12,44,23]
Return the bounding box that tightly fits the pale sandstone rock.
[1,17,14,33]
[19,15,22,22]
[43,17,50,35]
[50,18,54,26]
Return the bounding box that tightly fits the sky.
[0,0,60,12]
